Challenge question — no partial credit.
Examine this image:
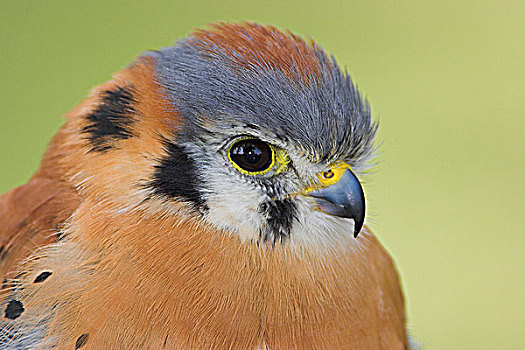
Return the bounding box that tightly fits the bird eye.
[228,138,274,175]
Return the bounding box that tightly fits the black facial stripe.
[148,141,207,211]
[82,86,136,152]
[258,199,298,244]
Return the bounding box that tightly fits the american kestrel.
[0,23,410,349]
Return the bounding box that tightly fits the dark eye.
[229,138,274,174]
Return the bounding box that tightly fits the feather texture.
[0,23,410,349]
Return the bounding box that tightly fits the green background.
[1,1,523,348]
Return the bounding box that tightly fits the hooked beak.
[304,163,365,238]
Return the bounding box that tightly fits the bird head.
[60,23,376,249]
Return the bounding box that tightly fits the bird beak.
[303,162,365,238]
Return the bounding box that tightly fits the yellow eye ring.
[227,137,276,175]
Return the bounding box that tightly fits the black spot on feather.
[82,86,136,152]
[33,271,52,283]
[148,141,207,212]
[258,199,298,244]
[0,245,6,261]
[75,334,89,349]
[4,300,24,320]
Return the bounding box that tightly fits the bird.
[0,22,410,349]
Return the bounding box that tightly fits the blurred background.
[1,1,523,348]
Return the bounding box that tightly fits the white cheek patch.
[203,175,266,242]
[203,176,366,250]
[199,157,366,249]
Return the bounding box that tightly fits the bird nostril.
[322,170,334,179]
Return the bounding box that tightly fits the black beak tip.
[353,218,364,238]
